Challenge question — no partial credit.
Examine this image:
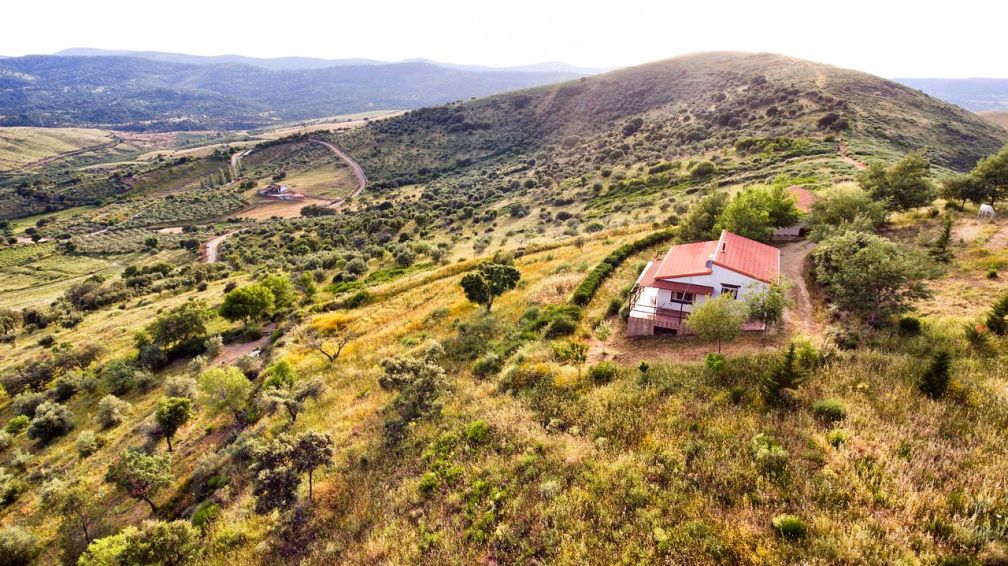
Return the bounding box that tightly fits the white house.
[773,185,815,240]
[627,230,780,336]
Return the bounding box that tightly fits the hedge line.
[570,229,677,307]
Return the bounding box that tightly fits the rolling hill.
[0,55,580,131]
[338,50,1008,199]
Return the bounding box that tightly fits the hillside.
[0,56,580,131]
[3,51,1008,566]
[897,78,1008,112]
[340,51,1008,196]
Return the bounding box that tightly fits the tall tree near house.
[745,281,792,334]
[460,262,521,312]
[812,231,933,324]
[687,294,747,353]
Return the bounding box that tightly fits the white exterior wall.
[655,265,767,312]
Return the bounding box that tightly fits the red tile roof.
[651,230,780,284]
[787,185,815,213]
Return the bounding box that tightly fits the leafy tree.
[250,435,301,514]
[678,193,727,243]
[260,274,295,310]
[106,450,173,514]
[985,291,1008,335]
[80,520,198,566]
[51,481,109,561]
[959,144,1008,204]
[745,282,792,333]
[378,343,447,444]
[687,294,746,353]
[261,376,325,424]
[101,358,138,395]
[459,263,520,312]
[198,366,252,426]
[940,174,987,207]
[154,397,193,452]
[812,231,933,324]
[27,401,74,442]
[144,301,211,351]
[858,152,936,212]
[806,185,886,242]
[219,285,274,327]
[294,431,334,501]
[717,186,800,242]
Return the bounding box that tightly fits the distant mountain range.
[0,54,589,131]
[53,48,610,75]
[895,78,1008,112]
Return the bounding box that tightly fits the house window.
[721,284,740,299]
[669,291,695,304]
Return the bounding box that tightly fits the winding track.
[203,139,367,263]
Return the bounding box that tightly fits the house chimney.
[721,241,727,253]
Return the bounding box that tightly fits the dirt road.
[308,139,368,199]
[777,239,820,335]
[203,232,233,264]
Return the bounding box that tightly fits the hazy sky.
[3,0,1005,77]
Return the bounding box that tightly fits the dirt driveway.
[777,239,820,335]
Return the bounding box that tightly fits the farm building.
[257,183,305,201]
[627,230,780,336]
[773,185,816,239]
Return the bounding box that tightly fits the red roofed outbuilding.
[774,186,816,240]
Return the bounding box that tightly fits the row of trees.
[941,144,1008,206]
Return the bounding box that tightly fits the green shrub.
[729,385,746,404]
[704,353,726,372]
[588,361,619,385]
[0,468,24,508]
[11,392,46,418]
[192,501,221,529]
[0,432,11,452]
[102,358,138,395]
[75,430,102,458]
[0,525,38,566]
[473,353,503,378]
[26,401,74,442]
[4,416,29,435]
[812,399,848,423]
[827,429,847,447]
[418,472,439,495]
[570,229,676,307]
[897,316,922,335]
[96,395,132,429]
[771,514,808,540]
[465,420,491,445]
[752,433,789,481]
[918,351,952,399]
